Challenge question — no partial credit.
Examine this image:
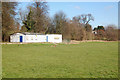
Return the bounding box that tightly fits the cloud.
[105,5,114,10]
[74,6,80,10]
[66,4,73,7]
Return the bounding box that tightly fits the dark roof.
[22,32,44,35]
[11,32,45,35]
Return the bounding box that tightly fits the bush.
[105,25,118,41]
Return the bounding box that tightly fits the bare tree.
[73,14,94,25]
[32,2,49,33]
[105,25,118,41]
[0,2,1,42]
[53,11,67,34]
[72,14,94,40]
[2,2,18,42]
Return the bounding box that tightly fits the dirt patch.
[63,40,117,44]
[0,40,117,45]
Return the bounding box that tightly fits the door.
[46,36,48,42]
[20,36,23,42]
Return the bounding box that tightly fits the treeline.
[93,25,118,41]
[2,2,18,42]
[1,2,119,42]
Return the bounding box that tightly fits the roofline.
[11,32,62,35]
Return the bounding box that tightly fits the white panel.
[10,33,62,43]
[25,35,46,43]
[10,33,25,42]
[46,34,62,43]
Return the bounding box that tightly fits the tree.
[15,22,20,32]
[119,29,120,41]
[63,20,86,40]
[45,19,56,34]
[97,26,105,30]
[85,24,92,40]
[105,25,118,41]
[85,24,92,32]
[73,14,94,26]
[32,2,49,33]
[21,2,50,33]
[72,14,94,40]
[53,11,67,34]
[2,2,18,42]
[70,22,85,40]
[22,9,36,32]
[0,2,2,42]
[93,26,106,40]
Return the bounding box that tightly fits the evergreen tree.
[22,9,35,32]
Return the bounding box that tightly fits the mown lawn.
[2,42,118,78]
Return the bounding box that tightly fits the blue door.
[46,36,48,42]
[20,36,23,42]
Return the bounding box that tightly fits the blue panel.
[20,36,23,42]
[46,36,48,42]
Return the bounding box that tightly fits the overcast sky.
[16,2,118,28]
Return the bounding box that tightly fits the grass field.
[2,42,118,78]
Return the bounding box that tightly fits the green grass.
[2,42,118,78]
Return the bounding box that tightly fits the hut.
[10,32,62,43]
